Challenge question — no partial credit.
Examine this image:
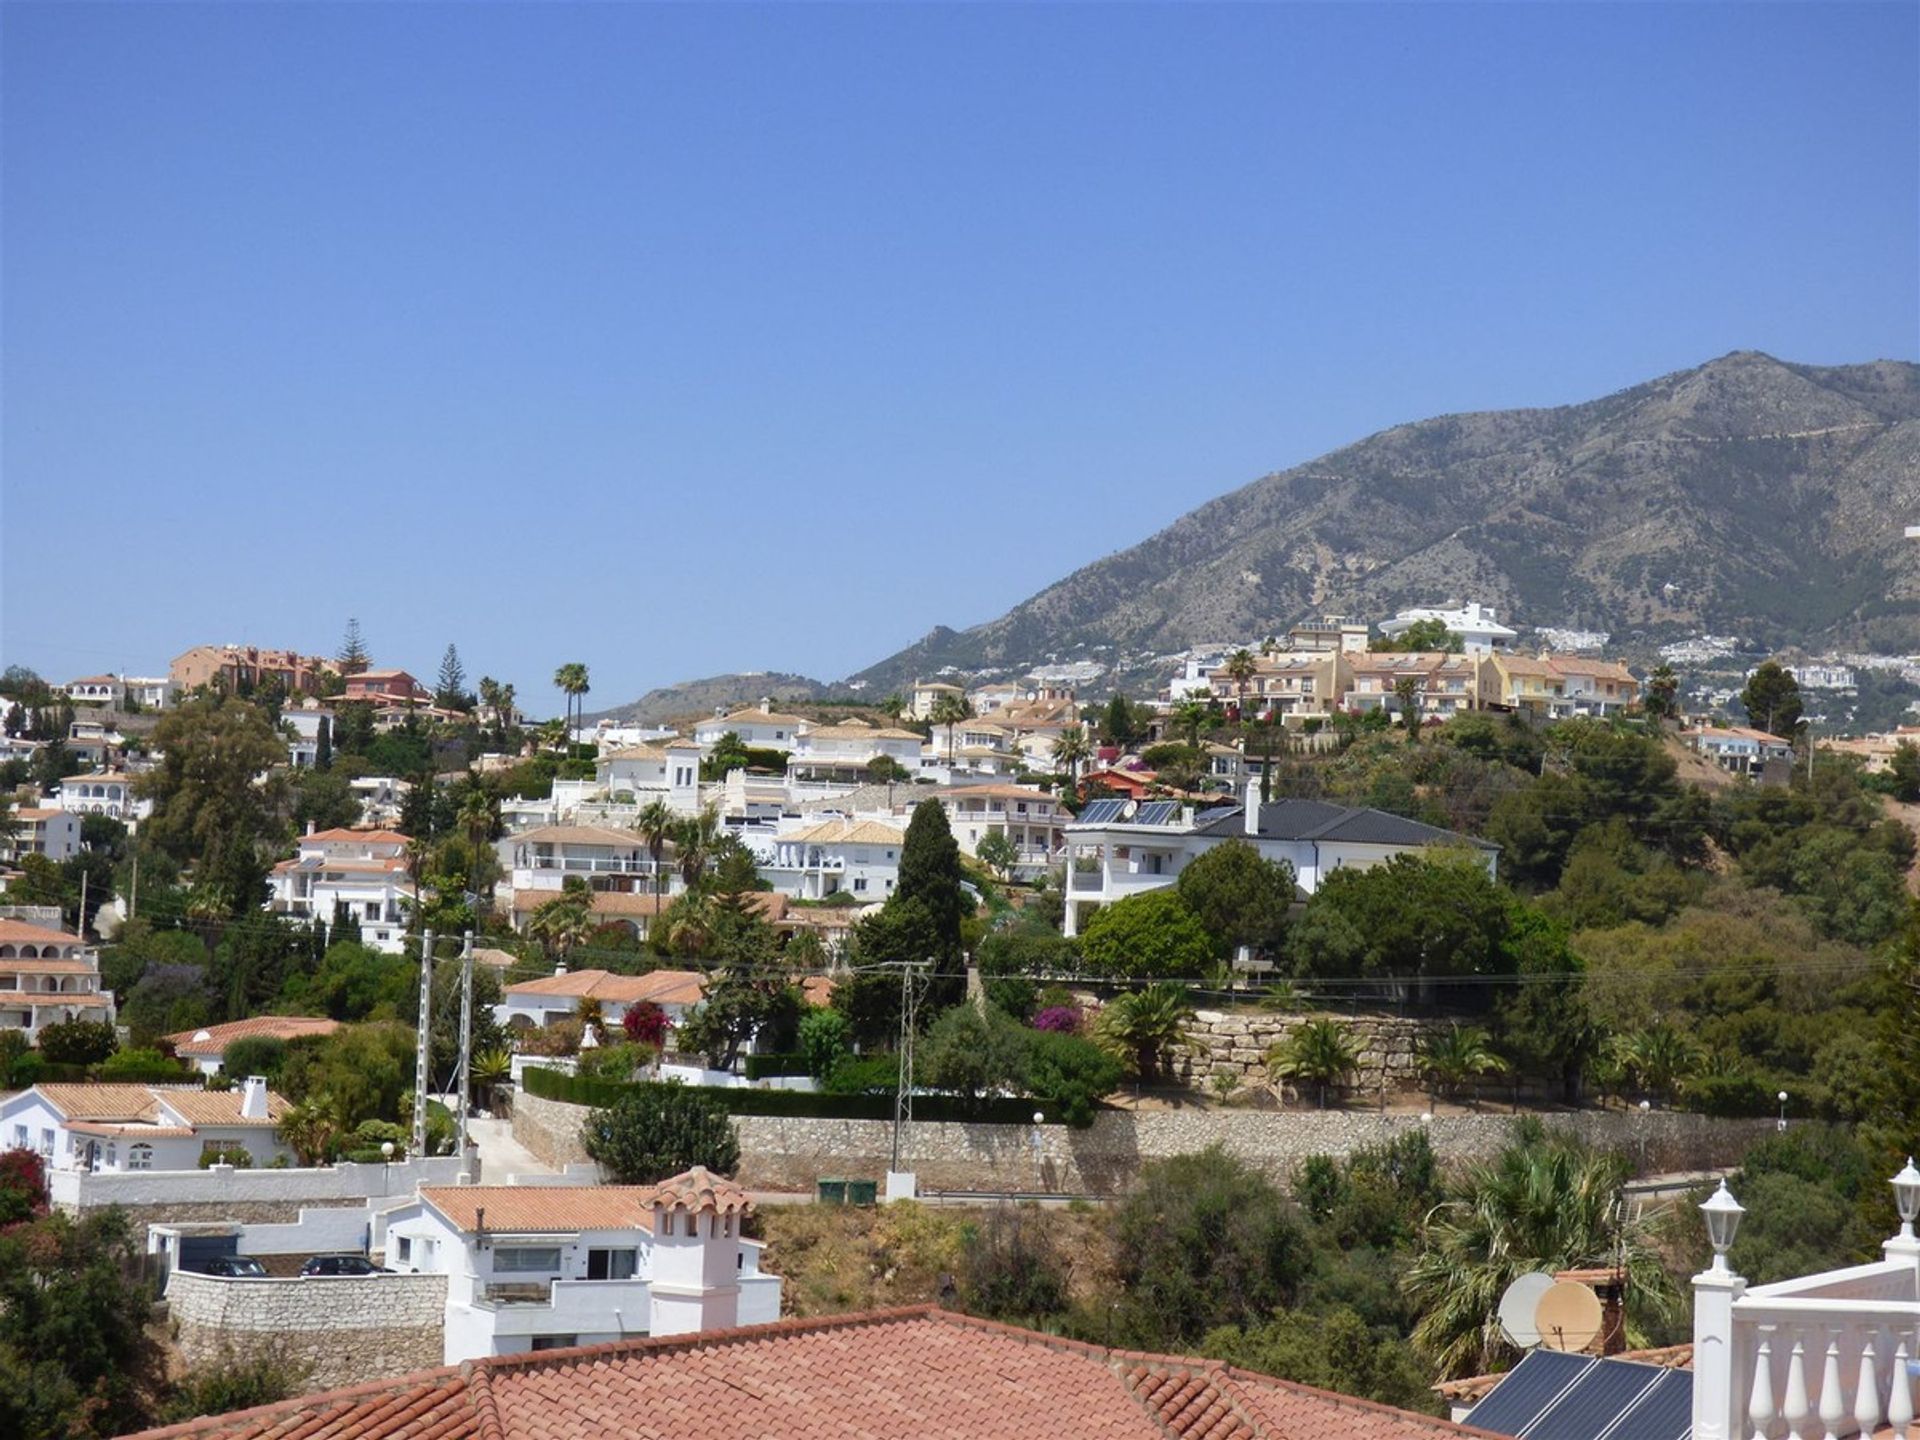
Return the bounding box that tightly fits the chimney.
[1244,778,1261,837]
[239,1075,269,1120]
[759,698,771,714]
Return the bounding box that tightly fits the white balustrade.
[1784,1339,1810,1440]
[1750,1328,1778,1440]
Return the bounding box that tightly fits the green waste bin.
[816,1178,848,1205]
[846,1179,878,1207]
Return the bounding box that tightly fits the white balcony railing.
[516,853,658,876]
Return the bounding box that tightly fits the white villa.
[930,784,1066,875]
[760,817,904,901]
[0,1078,294,1173]
[502,823,674,905]
[124,675,179,710]
[787,719,925,779]
[1377,601,1518,653]
[0,918,114,1042]
[594,741,702,814]
[692,702,810,753]
[495,967,705,1034]
[4,806,82,862]
[377,1169,782,1362]
[162,1016,341,1077]
[54,772,152,826]
[282,707,335,769]
[266,827,415,953]
[1686,726,1797,776]
[1060,783,1497,938]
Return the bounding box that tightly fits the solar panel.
[1528,1360,1664,1440]
[1077,799,1126,825]
[1598,1369,1692,1440]
[1465,1350,1593,1437]
[1133,801,1179,826]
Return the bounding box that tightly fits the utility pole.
[78,869,88,938]
[887,958,933,1176]
[129,854,138,921]
[412,928,435,1159]
[456,930,474,1172]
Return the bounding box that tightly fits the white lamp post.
[1702,1180,1745,1275]
[1887,1158,1920,1272]
[1030,1111,1046,1194]
[1776,1090,1788,1133]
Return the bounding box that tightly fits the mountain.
[583,672,831,727]
[847,352,1920,692]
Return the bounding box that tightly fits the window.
[529,1335,578,1352]
[128,1144,153,1171]
[586,1248,637,1280]
[395,1236,413,1265]
[494,1246,563,1273]
[40,1128,54,1156]
[10,1125,24,1149]
[105,1143,116,1168]
[852,878,867,893]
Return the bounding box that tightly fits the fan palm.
[1419,1024,1510,1104]
[1405,1130,1679,1378]
[1225,649,1258,714]
[635,799,675,901]
[1267,1018,1360,1109]
[1172,700,1211,749]
[1609,1024,1703,1107]
[673,807,721,889]
[930,693,973,763]
[552,662,590,744]
[1094,982,1197,1085]
[1052,725,1092,787]
[528,891,593,966]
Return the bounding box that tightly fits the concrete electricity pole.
[412,929,435,1159]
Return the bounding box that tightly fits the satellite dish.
[1535,1280,1604,1354]
[192,1029,213,1043]
[1497,1272,1558,1348]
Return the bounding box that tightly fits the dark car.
[299,1254,390,1277]
[190,1255,268,1278]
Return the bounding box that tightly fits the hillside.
[582,671,831,727]
[846,352,1920,693]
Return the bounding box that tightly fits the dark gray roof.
[1190,799,1498,851]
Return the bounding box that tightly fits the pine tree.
[436,644,467,707]
[315,715,332,773]
[897,798,965,958]
[338,618,370,676]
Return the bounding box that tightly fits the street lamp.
[381,1140,395,1193]
[1030,1111,1046,1195]
[1893,1158,1920,1241]
[1701,1180,1744,1274]
[1776,1091,1789,1133]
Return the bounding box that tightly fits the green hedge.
[743,1052,809,1081]
[522,1065,1060,1125]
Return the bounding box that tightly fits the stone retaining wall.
[167,1271,447,1391]
[1173,1008,1451,1090]
[512,1087,1775,1195]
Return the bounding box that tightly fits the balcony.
[516,854,658,877]
[472,1277,655,1337]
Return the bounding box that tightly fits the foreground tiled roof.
[164,1016,341,1057]
[418,1185,663,1235]
[126,1306,1490,1440]
[503,967,706,1007]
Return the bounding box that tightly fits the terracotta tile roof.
[508,824,644,848]
[158,1088,293,1127]
[504,968,706,1007]
[801,723,923,742]
[648,1166,751,1216]
[418,1185,663,1235]
[68,1122,197,1139]
[126,1306,1492,1440]
[778,818,906,847]
[163,1016,341,1057]
[0,918,90,947]
[930,784,1058,803]
[701,707,809,728]
[27,993,114,1008]
[36,1084,165,1122]
[300,828,411,846]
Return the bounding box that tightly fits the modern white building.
[4,807,83,862]
[124,675,179,710]
[692,703,810,754]
[378,1170,781,1362]
[594,741,702,814]
[0,917,114,1042]
[54,772,153,826]
[65,675,127,707]
[282,707,335,769]
[1377,601,1517,654]
[759,817,904,901]
[1060,783,1497,938]
[0,1078,295,1173]
[266,828,415,953]
[502,824,671,904]
[929,784,1066,875]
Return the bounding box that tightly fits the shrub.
[221,1035,290,1081]
[1031,1005,1081,1034]
[741,1052,808,1081]
[0,1146,50,1225]
[36,1018,118,1066]
[798,1007,852,1078]
[98,1047,188,1081]
[918,1002,1031,1103]
[160,1345,311,1424]
[518,1018,585,1057]
[582,1082,741,1184]
[1025,1030,1123,1125]
[198,1144,255,1169]
[577,1042,655,1082]
[823,1053,901,1096]
[621,1001,670,1049]
[961,1207,1070,1322]
[1078,890,1216,979]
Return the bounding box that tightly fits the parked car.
[299,1254,390,1277]
[189,1255,268,1278]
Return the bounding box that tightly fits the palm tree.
[276,1094,345,1167]
[673,807,721,890]
[528,890,593,967]
[1052,724,1092,790]
[880,693,907,723]
[1225,649,1258,716]
[1094,982,1197,1086]
[470,1047,513,1105]
[552,662,590,745]
[1609,1025,1702,1107]
[635,799,675,902]
[1267,1018,1360,1108]
[930,693,973,764]
[1172,699,1211,749]
[1419,1023,1510,1105]
[1406,1128,1680,1378]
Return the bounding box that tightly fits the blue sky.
[4,2,1915,713]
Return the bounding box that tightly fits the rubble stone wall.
[166,1271,447,1391]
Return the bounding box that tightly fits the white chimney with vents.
[1244,778,1261,837]
[239,1075,270,1120]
